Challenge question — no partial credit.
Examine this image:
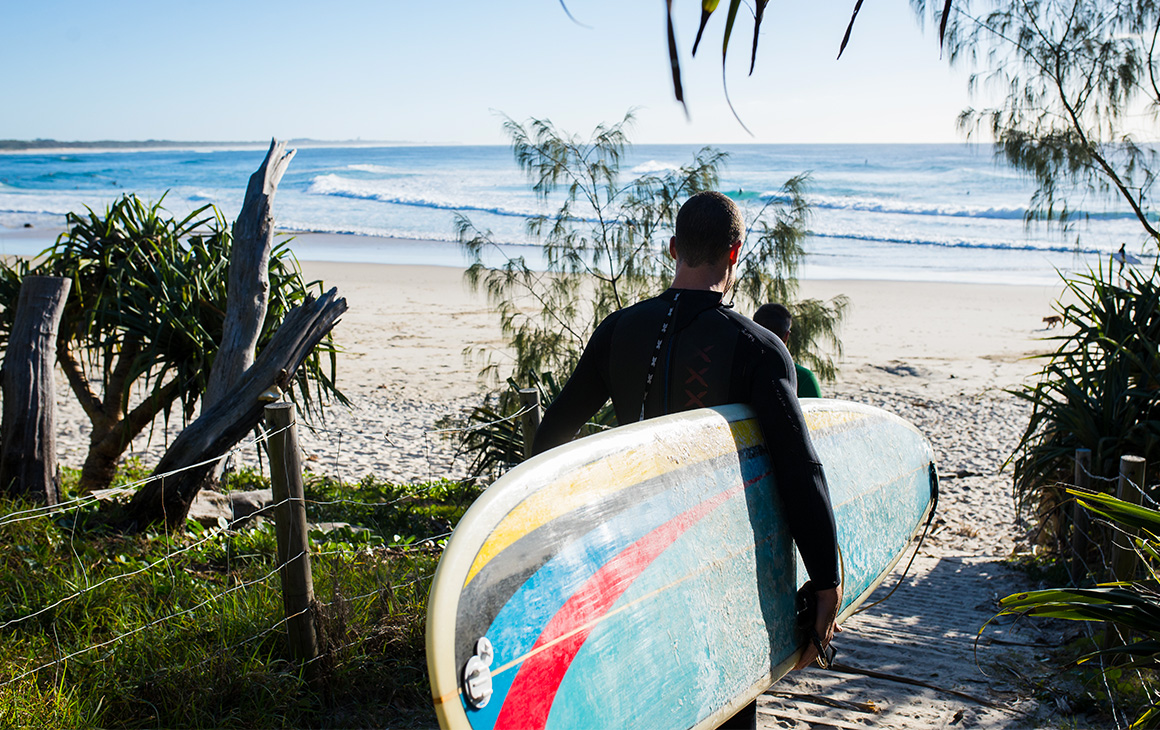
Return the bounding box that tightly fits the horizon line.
[1,138,993,151]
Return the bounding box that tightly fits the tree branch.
[1055,56,1160,238]
[122,376,182,439]
[56,336,104,426]
[106,337,141,417]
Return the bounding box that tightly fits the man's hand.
[794,584,843,670]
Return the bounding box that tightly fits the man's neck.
[670,262,732,293]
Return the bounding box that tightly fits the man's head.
[672,191,745,268]
[753,303,792,344]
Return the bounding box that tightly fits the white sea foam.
[0,191,92,217]
[736,188,1143,224]
[305,174,540,219]
[629,160,680,176]
[807,193,1028,220]
[347,164,397,174]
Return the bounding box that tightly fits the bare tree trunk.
[79,442,121,496]
[58,337,183,494]
[125,288,347,529]
[0,276,71,504]
[203,138,296,411]
[77,378,180,492]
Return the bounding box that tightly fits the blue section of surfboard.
[426,399,937,730]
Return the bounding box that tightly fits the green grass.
[1007,625,1160,727]
[0,464,477,728]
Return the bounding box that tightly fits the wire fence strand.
[1,551,301,688]
[0,395,492,695]
[0,422,296,529]
[0,496,302,632]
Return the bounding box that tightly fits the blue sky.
[1,0,980,145]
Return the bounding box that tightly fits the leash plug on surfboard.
[463,637,494,709]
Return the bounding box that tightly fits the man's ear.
[728,240,742,265]
[669,236,678,260]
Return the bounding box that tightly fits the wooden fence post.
[1111,455,1148,583]
[0,276,71,505]
[1069,448,1092,583]
[265,402,318,663]
[519,388,542,460]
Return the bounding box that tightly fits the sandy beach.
[51,249,1071,727]
[71,258,1064,485]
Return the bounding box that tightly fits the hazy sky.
[1,0,982,145]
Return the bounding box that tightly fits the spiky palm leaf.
[994,489,1160,725]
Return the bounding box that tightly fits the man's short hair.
[674,191,744,267]
[753,303,792,339]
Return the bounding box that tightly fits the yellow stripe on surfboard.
[804,408,868,433]
[463,418,764,586]
[462,406,880,587]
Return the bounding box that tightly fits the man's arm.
[744,333,843,667]
[531,320,615,455]
[750,348,840,589]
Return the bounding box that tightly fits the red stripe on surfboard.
[492,476,762,730]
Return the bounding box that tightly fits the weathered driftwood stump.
[204,138,296,411]
[123,138,350,529]
[125,138,347,529]
[0,276,71,504]
[125,288,347,529]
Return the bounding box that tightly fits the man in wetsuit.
[531,191,842,729]
[753,303,823,398]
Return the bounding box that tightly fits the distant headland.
[0,139,408,152]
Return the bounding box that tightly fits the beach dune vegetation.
[1009,257,1160,534]
[929,0,1160,718]
[0,194,342,494]
[455,112,847,478]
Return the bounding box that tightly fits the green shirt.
[795,363,822,398]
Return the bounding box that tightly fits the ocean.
[0,143,1151,285]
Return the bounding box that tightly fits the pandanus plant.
[1008,257,1160,550]
[997,488,1160,727]
[0,194,344,493]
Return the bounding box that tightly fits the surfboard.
[426,399,937,730]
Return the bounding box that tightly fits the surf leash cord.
[851,461,940,617]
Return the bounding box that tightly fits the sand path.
[764,553,1047,729]
[761,385,1057,729]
